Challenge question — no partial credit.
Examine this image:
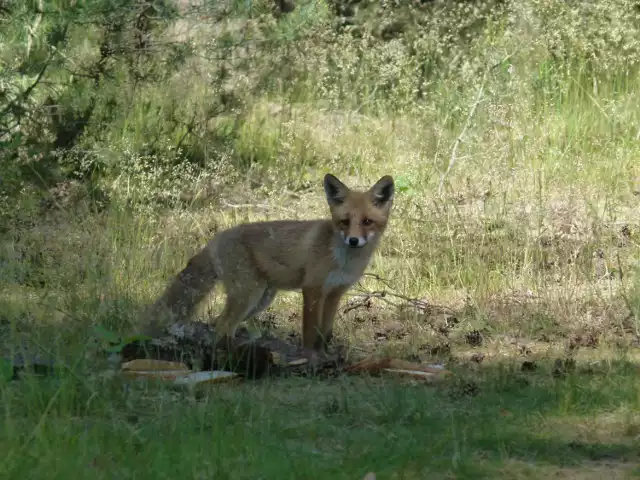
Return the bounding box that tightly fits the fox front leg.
[301,287,325,350]
[314,286,348,351]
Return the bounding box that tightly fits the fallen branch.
[349,287,455,316]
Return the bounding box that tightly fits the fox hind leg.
[214,281,272,340]
[242,288,277,323]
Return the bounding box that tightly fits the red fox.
[142,173,395,352]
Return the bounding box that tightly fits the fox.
[141,173,395,353]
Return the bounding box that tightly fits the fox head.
[323,173,395,248]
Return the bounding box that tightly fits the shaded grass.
[1,357,640,479]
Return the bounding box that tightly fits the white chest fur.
[323,243,367,290]
[323,268,361,289]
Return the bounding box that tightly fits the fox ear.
[324,174,349,206]
[370,175,394,207]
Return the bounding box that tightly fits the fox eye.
[362,218,373,226]
[340,218,350,227]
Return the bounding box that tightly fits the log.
[120,322,340,379]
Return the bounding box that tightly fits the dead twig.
[348,287,456,317]
[438,68,487,196]
[436,47,522,197]
[221,202,271,209]
[342,297,373,315]
[361,272,394,289]
[219,200,297,214]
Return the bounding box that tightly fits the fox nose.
[348,237,360,247]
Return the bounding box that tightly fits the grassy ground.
[1,364,640,479]
[2,0,640,478]
[1,99,639,476]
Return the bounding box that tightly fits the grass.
[1,106,638,476]
[2,0,640,478]
[1,359,640,478]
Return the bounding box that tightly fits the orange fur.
[141,174,394,351]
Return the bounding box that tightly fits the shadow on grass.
[1,349,639,479]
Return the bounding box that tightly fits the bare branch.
[438,68,487,196]
[0,57,50,122]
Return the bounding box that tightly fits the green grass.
[3,0,640,478]
[1,360,640,479]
